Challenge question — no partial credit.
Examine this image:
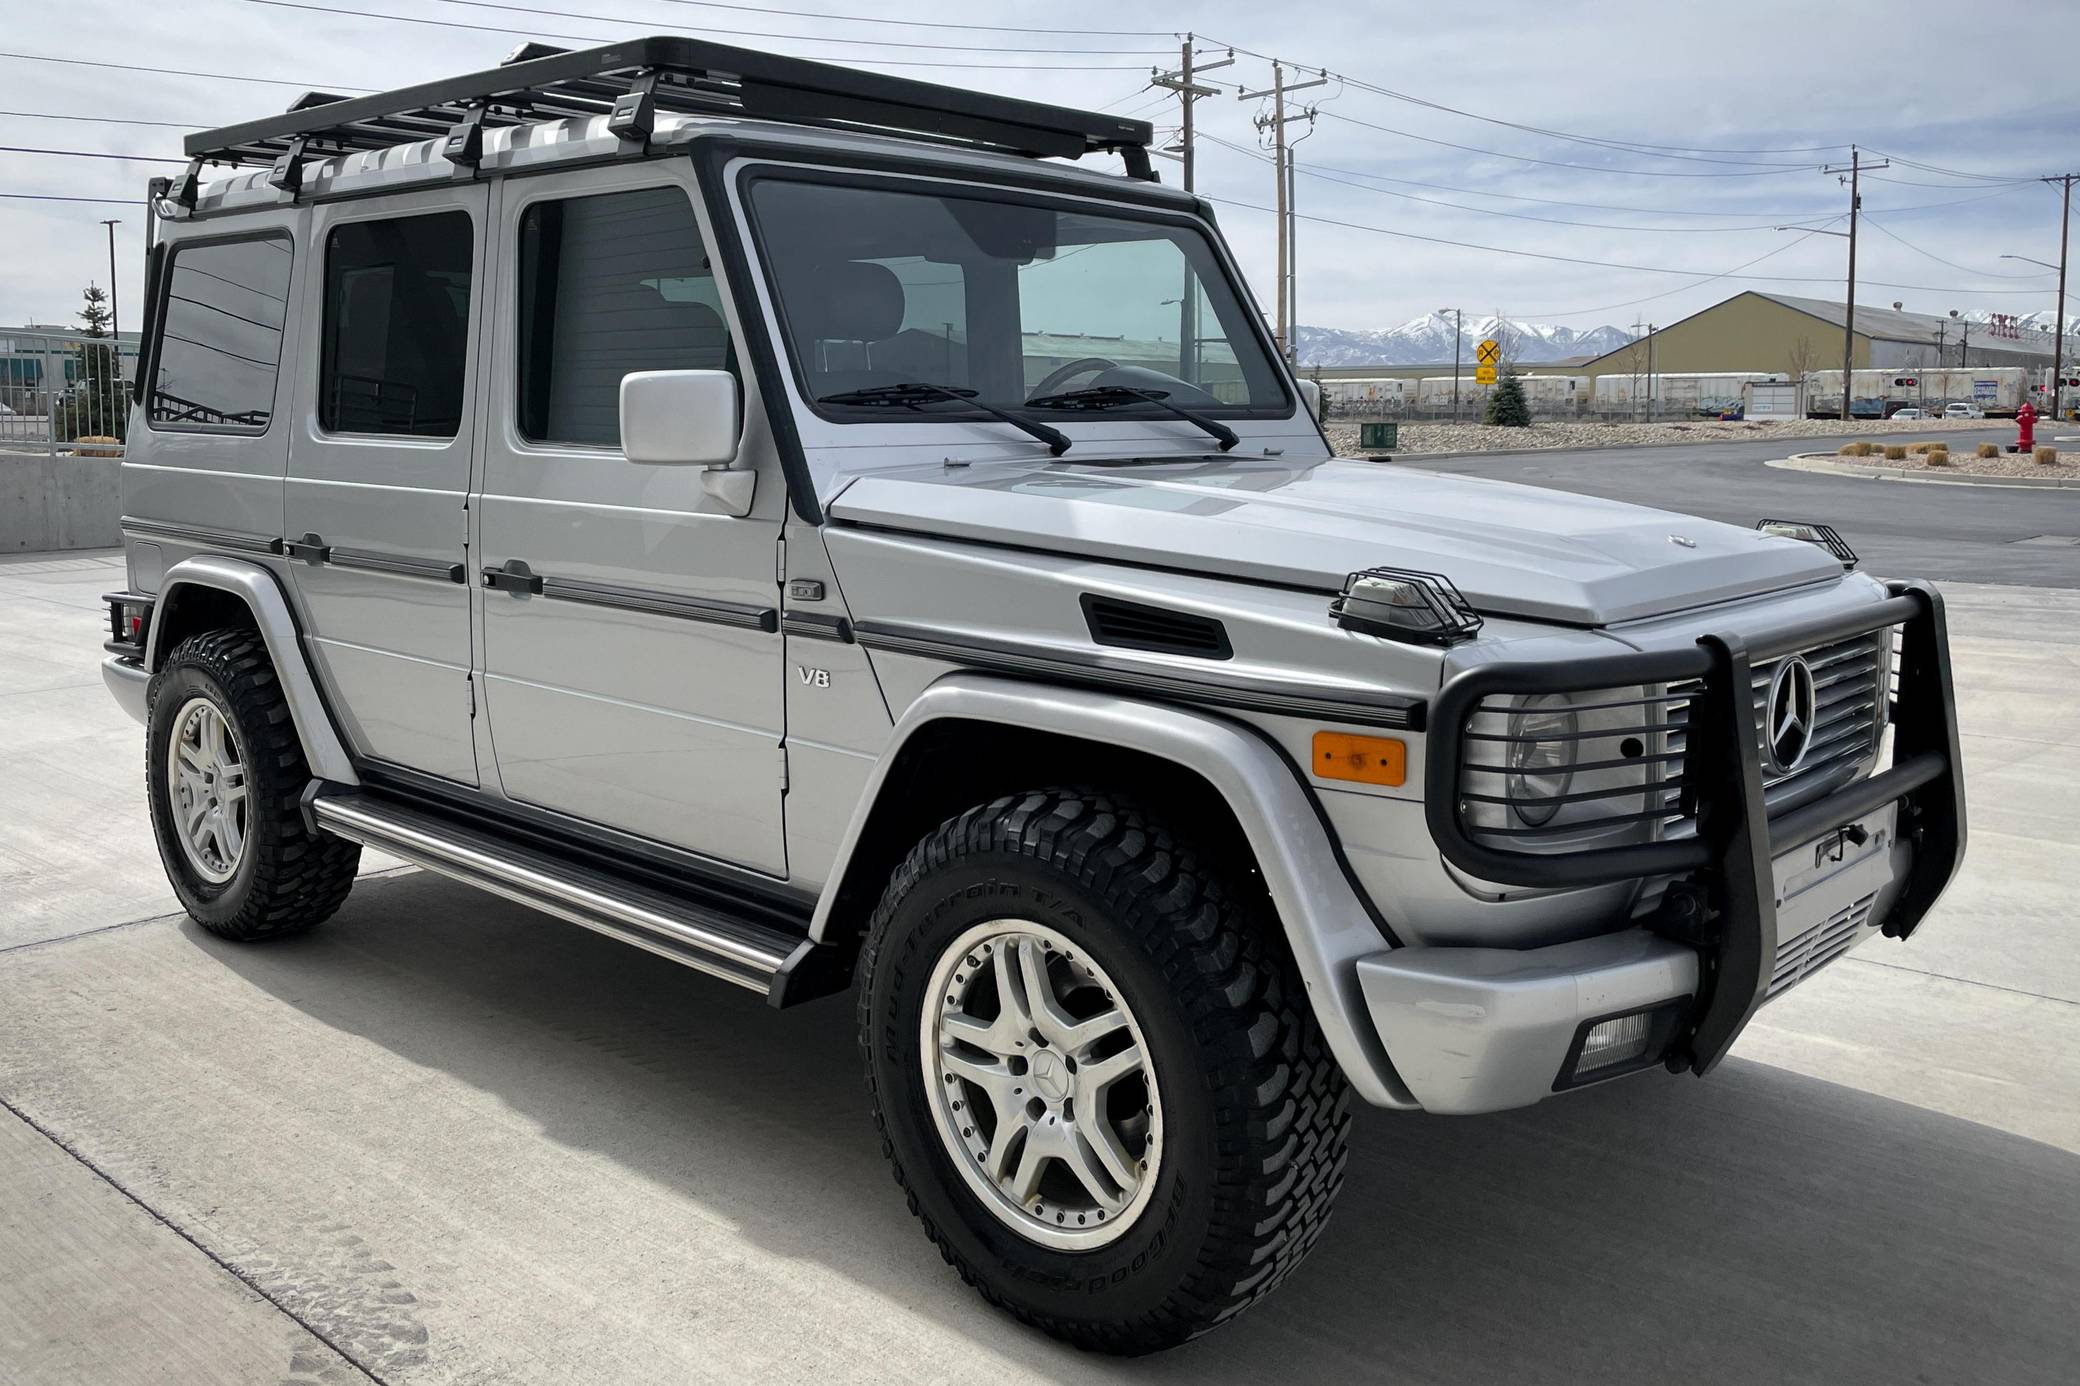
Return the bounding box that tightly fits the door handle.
[481,559,543,595]
[284,533,331,564]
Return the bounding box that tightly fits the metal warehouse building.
[1575,290,2065,378]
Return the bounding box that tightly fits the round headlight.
[1506,695,1578,826]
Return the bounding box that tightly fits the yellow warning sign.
[1476,339,1501,366]
[1475,363,1498,385]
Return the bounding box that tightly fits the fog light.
[1577,1013,1653,1074]
[1555,1003,1685,1090]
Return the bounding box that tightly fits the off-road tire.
[857,788,1350,1354]
[147,630,360,940]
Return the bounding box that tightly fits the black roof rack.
[184,36,1156,179]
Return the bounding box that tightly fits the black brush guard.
[1425,581,1965,1075]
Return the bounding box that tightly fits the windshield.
[743,174,1291,421]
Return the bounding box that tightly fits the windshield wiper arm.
[1023,385,1239,452]
[815,382,1069,456]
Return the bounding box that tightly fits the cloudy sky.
[4,0,2076,339]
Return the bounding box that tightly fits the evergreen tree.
[1484,367,1531,427]
[78,282,112,338]
[63,281,126,442]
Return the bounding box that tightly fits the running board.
[307,788,818,999]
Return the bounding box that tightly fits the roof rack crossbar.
[184,35,1153,176]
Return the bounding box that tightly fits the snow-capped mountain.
[1957,308,2080,338]
[1295,314,1637,368]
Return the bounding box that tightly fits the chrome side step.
[308,789,804,995]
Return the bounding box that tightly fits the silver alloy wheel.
[921,920,1163,1251]
[165,695,249,885]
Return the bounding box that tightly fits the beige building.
[1573,291,2062,379]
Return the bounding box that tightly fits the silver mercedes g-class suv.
[101,37,1965,1353]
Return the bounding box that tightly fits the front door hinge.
[466,673,477,718]
[775,535,787,585]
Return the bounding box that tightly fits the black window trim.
[509,177,733,454]
[732,163,1297,436]
[315,207,478,443]
[142,228,296,438]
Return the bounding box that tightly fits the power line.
[0,109,200,130]
[237,0,1154,69]
[1516,222,1848,319]
[1861,216,2055,279]
[0,190,141,205]
[1203,194,2065,294]
[1315,108,1815,179]
[423,0,1171,55]
[0,146,183,165]
[648,0,1170,37]
[0,49,375,91]
[1202,133,1837,233]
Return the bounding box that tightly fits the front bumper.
[1369,580,1964,1114]
[103,654,150,725]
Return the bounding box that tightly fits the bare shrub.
[1882,445,1907,461]
[1926,448,1951,467]
[1976,443,2000,459]
[2036,446,2060,465]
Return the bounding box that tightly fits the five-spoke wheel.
[923,922,1161,1249]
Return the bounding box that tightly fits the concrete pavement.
[2,546,2076,1383]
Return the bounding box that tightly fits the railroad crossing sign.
[1476,338,1501,367]
[1475,363,1498,385]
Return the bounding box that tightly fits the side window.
[516,186,733,449]
[319,211,474,438]
[148,236,293,431]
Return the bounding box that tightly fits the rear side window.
[148,236,293,431]
[516,186,733,448]
[320,211,474,438]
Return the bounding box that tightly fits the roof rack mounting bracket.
[442,101,489,170]
[607,69,659,149]
[267,136,310,198]
[171,157,206,211]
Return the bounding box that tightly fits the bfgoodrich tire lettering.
[146,630,361,940]
[857,788,1350,1353]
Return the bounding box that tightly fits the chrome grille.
[1660,629,1893,828]
[1769,891,1877,996]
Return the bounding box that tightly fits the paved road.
[3,538,2077,1384]
[1403,427,2080,587]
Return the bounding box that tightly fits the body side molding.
[806,672,1419,1109]
[143,554,359,784]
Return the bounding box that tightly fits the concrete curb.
[1768,452,2080,490]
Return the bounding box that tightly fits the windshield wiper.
[816,382,1069,456]
[1022,385,1239,453]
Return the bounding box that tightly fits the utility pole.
[2049,174,2073,420]
[1150,37,1232,383]
[1645,322,1656,422]
[1240,62,1325,364]
[1150,34,1232,195]
[1820,146,1888,419]
[1441,307,1463,423]
[99,219,122,344]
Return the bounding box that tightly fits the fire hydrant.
[2016,401,2037,454]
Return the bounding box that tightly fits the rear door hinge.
[466,672,477,717]
[775,535,787,585]
[776,743,789,794]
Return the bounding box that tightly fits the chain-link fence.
[0,330,136,458]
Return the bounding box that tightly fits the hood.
[826,456,1844,626]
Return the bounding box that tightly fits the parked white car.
[1892,407,1926,420]
[1944,402,1986,419]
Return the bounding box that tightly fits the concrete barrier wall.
[1,455,122,552]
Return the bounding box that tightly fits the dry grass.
[2037,446,2060,465]
[1907,441,1944,454]
[1882,445,1908,461]
[1837,441,1876,457]
[1977,443,2001,459]
[1926,449,1952,467]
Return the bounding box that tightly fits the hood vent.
[1081,594,1232,660]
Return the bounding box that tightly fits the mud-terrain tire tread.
[148,630,359,940]
[856,787,1351,1354]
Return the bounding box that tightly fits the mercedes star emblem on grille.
[1765,654,1818,775]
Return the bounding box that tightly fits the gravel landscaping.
[1810,448,2080,481]
[1327,415,2010,457]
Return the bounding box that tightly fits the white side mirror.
[620,369,739,467]
[1296,378,1322,422]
